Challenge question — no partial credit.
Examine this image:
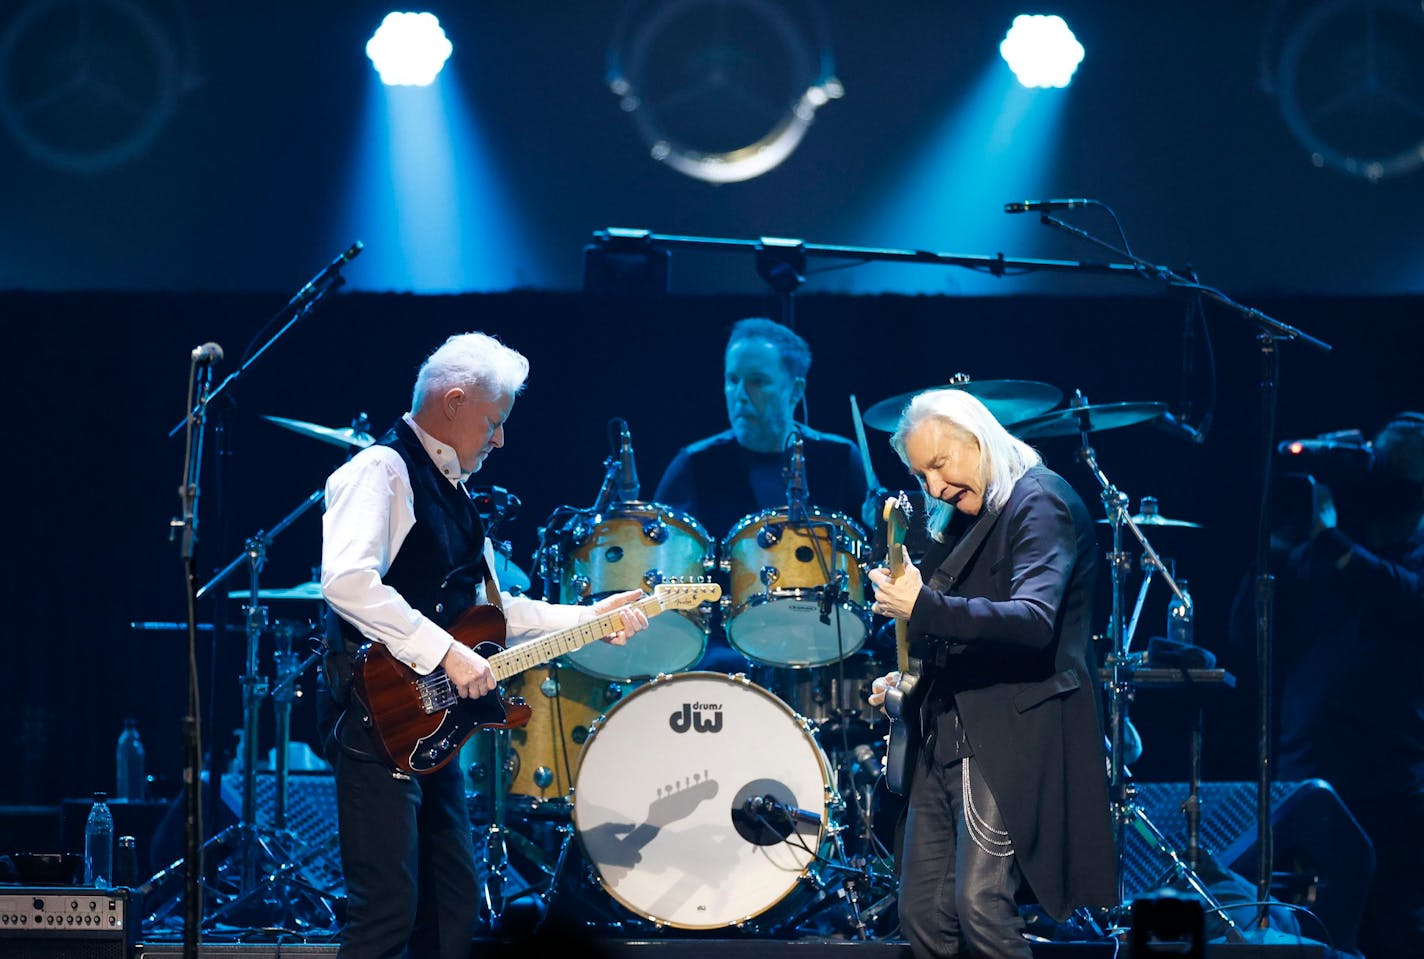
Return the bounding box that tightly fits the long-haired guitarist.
[866,389,1113,959]
[318,332,648,958]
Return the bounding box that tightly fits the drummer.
[654,317,872,671]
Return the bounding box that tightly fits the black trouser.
[322,687,479,958]
[898,756,1030,959]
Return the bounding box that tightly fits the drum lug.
[570,574,591,599]
[757,522,782,547]
[642,568,664,589]
[760,566,780,590]
[718,556,731,574]
[569,520,592,546]
[642,518,669,543]
[533,766,555,790]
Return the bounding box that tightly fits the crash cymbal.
[863,377,1063,432]
[263,414,375,450]
[228,581,324,601]
[1010,402,1169,439]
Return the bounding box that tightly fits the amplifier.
[0,885,134,958]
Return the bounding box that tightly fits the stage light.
[999,14,1084,89]
[365,12,452,87]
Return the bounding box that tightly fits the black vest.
[329,419,488,659]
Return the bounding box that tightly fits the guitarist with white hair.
[319,331,649,958]
[867,388,1114,959]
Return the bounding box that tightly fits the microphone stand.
[171,352,217,959]
[167,242,362,438]
[160,244,359,950]
[1034,210,1331,931]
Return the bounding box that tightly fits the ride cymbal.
[263,414,375,450]
[863,376,1063,432]
[1010,402,1168,439]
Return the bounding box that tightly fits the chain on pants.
[898,756,1030,959]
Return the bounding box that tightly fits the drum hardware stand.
[1073,427,1242,943]
[148,489,341,934]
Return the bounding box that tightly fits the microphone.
[295,241,364,300]
[191,342,224,366]
[746,795,820,827]
[1003,198,1092,214]
[1151,410,1206,444]
[851,743,881,782]
[785,430,808,521]
[616,418,640,502]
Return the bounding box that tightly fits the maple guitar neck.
[485,593,667,681]
[884,500,911,674]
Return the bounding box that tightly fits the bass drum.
[572,672,837,930]
[558,502,712,680]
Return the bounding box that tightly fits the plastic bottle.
[1167,578,1194,647]
[116,719,146,801]
[84,791,114,889]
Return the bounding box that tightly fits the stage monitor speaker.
[0,885,135,958]
[1126,779,1373,950]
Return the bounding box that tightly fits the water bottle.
[84,791,114,889]
[116,719,146,801]
[1167,578,1194,647]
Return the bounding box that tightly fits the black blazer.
[907,465,1116,919]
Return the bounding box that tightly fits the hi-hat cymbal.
[1010,402,1169,439]
[863,378,1063,432]
[1095,513,1202,529]
[1095,495,1202,529]
[228,581,324,601]
[263,414,375,450]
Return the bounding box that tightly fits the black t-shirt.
[653,427,870,540]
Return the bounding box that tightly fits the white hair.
[890,388,1042,540]
[411,332,529,410]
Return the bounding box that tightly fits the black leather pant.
[898,756,1030,959]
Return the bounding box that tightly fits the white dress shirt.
[321,413,580,674]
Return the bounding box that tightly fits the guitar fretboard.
[487,594,666,680]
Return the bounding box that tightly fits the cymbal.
[1095,513,1202,529]
[229,581,324,601]
[863,378,1063,432]
[263,414,375,450]
[1010,402,1169,439]
[1095,495,1202,529]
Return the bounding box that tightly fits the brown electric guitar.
[353,582,720,775]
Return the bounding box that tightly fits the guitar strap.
[916,503,1003,669]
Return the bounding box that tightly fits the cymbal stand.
[474,728,517,926]
[146,489,340,933]
[1074,428,1241,942]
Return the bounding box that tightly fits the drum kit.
[184,376,1201,940]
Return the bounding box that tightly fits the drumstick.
[849,394,881,490]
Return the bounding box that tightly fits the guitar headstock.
[652,581,722,610]
[882,490,914,548]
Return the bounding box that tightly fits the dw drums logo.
[669,702,723,733]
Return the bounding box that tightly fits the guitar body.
[883,672,923,796]
[353,604,533,776]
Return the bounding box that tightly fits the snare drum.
[722,508,870,667]
[558,502,713,680]
[573,672,837,930]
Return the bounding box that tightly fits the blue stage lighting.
[999,14,1084,89]
[366,12,453,87]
